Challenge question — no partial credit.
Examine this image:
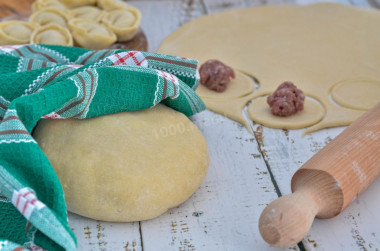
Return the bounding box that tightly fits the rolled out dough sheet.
[158,3,380,134]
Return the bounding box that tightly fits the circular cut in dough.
[248,97,324,129]
[0,21,37,45]
[29,8,70,28]
[196,71,255,99]
[331,79,380,111]
[33,104,209,222]
[102,8,141,42]
[31,24,73,46]
[69,19,117,49]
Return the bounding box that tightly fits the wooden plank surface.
[140,110,291,250]
[65,0,380,250]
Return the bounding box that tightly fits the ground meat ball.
[267,82,305,116]
[199,59,235,92]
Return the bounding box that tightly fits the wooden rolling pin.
[259,103,380,247]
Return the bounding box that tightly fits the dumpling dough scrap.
[69,19,117,49]
[33,104,209,222]
[70,6,105,21]
[102,8,141,41]
[32,0,67,12]
[31,24,73,46]
[0,21,37,45]
[158,3,380,134]
[29,8,70,27]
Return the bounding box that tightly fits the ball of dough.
[33,104,209,222]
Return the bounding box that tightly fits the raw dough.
[68,19,117,49]
[33,104,209,222]
[102,8,141,41]
[32,0,67,12]
[248,97,324,129]
[0,21,37,45]
[70,6,105,21]
[31,24,73,46]
[60,0,96,8]
[29,8,70,28]
[97,0,133,11]
[331,79,380,111]
[158,3,380,134]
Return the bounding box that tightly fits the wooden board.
[0,0,148,51]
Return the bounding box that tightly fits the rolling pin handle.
[259,189,319,247]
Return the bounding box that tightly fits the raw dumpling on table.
[102,7,141,41]
[29,8,70,27]
[68,19,116,49]
[31,23,73,46]
[0,21,38,45]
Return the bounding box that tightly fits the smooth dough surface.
[158,3,380,134]
[33,104,209,222]
[331,79,380,111]
[248,97,324,129]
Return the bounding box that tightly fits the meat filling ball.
[267,81,305,117]
[199,59,235,92]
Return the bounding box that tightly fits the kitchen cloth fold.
[0,44,205,250]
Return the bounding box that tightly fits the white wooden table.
[68,1,380,250]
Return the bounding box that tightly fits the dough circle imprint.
[330,79,380,111]
[248,97,324,130]
[33,104,209,222]
[158,3,380,134]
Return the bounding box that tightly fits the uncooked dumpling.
[31,0,67,12]
[33,104,209,222]
[31,24,73,46]
[29,8,70,27]
[102,7,141,41]
[97,0,133,11]
[70,6,105,21]
[69,19,116,49]
[60,0,97,8]
[0,21,37,45]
